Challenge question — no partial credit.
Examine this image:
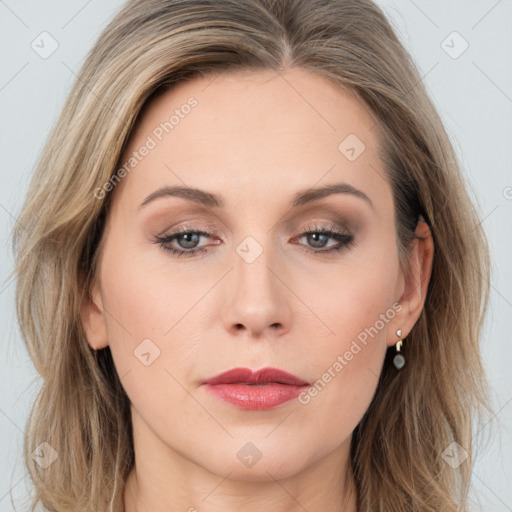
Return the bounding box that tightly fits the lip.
[202,367,310,386]
[201,367,310,410]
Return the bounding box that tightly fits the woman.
[13,0,491,510]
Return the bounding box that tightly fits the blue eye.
[154,223,354,258]
[297,224,354,254]
[154,227,213,258]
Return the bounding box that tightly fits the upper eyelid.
[163,220,351,235]
[157,226,351,251]
[146,202,360,233]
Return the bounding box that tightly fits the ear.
[391,220,434,343]
[80,280,109,350]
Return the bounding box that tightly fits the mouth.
[201,367,310,410]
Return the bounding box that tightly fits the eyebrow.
[139,182,374,210]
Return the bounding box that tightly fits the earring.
[393,329,405,370]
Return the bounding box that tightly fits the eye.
[153,222,354,258]
[294,223,354,255]
[154,225,217,258]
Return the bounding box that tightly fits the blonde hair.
[12,0,492,510]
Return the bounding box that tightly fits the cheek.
[295,231,400,344]
[291,240,399,431]
[96,234,212,408]
[98,247,206,438]
[99,231,208,341]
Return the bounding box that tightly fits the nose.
[221,241,292,340]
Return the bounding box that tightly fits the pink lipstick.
[201,367,310,410]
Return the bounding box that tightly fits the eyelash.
[154,223,354,258]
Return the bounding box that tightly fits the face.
[83,67,425,484]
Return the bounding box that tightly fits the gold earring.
[393,329,405,370]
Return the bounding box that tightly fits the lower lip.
[203,383,308,410]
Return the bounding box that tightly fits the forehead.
[112,67,387,214]
[130,67,378,149]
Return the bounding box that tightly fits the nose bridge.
[222,231,291,337]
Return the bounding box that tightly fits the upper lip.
[202,367,310,386]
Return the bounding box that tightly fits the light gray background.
[1,1,511,511]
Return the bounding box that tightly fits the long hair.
[12,0,491,510]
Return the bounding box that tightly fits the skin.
[81,67,433,512]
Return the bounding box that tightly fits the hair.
[12,0,492,511]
